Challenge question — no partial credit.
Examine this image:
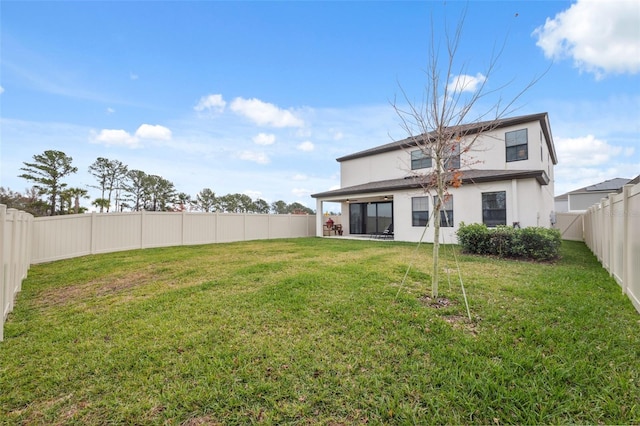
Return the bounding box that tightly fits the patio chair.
[372,223,393,239]
[381,222,393,239]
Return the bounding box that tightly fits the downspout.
[511,179,519,226]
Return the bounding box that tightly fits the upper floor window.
[433,195,454,227]
[411,150,431,170]
[482,191,506,227]
[444,143,460,170]
[506,129,528,162]
[412,196,429,226]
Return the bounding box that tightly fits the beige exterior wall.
[340,150,407,187]
[325,177,553,243]
[340,120,554,188]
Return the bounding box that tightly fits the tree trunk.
[431,151,444,299]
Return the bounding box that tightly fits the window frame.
[411,149,432,170]
[433,195,454,227]
[482,191,507,227]
[443,143,461,170]
[506,129,528,162]
[411,196,429,226]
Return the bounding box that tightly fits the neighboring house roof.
[554,177,632,200]
[336,112,557,165]
[312,169,549,199]
[628,175,640,185]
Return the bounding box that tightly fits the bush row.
[456,222,561,261]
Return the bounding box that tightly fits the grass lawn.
[1,238,638,425]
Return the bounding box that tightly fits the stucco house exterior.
[554,178,632,213]
[311,112,558,243]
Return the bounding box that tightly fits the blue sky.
[1,0,639,211]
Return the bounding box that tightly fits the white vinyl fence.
[584,183,640,314]
[553,212,584,241]
[1,208,315,340]
[1,205,33,341]
[31,211,316,264]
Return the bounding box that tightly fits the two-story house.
[311,112,558,243]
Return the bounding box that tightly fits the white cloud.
[106,107,115,114]
[533,0,640,77]
[556,135,622,167]
[238,150,270,164]
[253,132,276,145]
[0,86,4,94]
[333,131,344,140]
[130,72,139,80]
[91,129,140,148]
[194,94,226,113]
[90,124,171,148]
[447,73,486,93]
[297,141,315,152]
[292,173,308,181]
[230,97,304,128]
[135,124,172,140]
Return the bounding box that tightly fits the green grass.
[1,238,638,425]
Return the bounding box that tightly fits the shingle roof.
[311,169,549,199]
[336,112,557,164]
[556,178,632,198]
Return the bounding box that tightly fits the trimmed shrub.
[457,222,561,261]
[455,222,490,254]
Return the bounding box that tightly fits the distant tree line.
[1,150,315,217]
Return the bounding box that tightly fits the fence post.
[181,211,186,246]
[609,193,618,279]
[140,210,145,249]
[622,185,632,295]
[7,209,17,316]
[0,205,6,341]
[91,212,97,255]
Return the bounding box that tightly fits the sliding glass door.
[349,201,393,235]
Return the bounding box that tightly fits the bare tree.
[394,10,544,298]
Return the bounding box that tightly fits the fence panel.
[183,213,218,245]
[93,212,142,254]
[30,211,316,264]
[1,206,33,341]
[32,214,92,263]
[626,185,640,312]
[244,214,271,241]
[553,213,583,241]
[142,212,183,248]
[216,214,247,243]
[584,183,640,314]
[611,194,626,285]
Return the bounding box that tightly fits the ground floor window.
[412,196,429,226]
[349,201,392,234]
[434,195,454,227]
[482,191,507,226]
